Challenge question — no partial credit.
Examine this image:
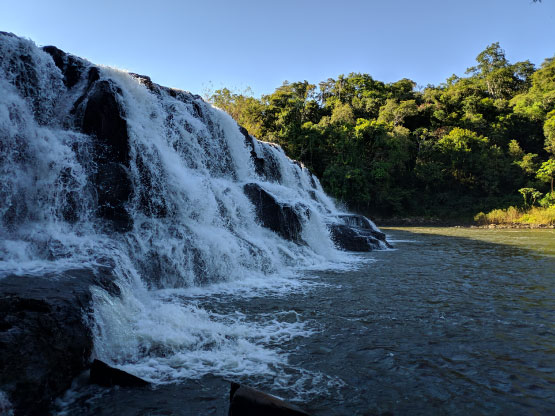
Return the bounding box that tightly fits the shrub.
[519,206,555,225]
[474,212,487,225]
[539,193,555,207]
[474,205,555,225]
[481,206,520,224]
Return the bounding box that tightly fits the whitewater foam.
[0,34,385,386]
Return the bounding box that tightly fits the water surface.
[60,228,555,415]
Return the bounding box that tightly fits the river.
[58,227,555,415]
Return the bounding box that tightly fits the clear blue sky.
[2,0,554,97]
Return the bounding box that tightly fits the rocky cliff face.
[0,32,390,414]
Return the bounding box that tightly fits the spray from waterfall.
[0,33,386,383]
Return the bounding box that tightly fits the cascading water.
[0,32,387,389]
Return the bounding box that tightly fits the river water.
[59,227,555,415]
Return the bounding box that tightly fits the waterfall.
[0,33,387,384]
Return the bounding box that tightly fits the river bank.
[375,214,555,229]
[470,223,555,229]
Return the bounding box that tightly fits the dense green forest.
[210,43,555,220]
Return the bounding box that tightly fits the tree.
[537,159,555,195]
[544,110,555,155]
[518,187,542,207]
[209,88,265,138]
[210,45,554,218]
[511,56,555,153]
[467,43,535,99]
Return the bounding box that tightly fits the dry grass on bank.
[474,206,555,226]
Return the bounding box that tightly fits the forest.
[209,43,555,222]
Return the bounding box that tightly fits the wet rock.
[244,183,303,242]
[229,382,311,416]
[89,360,149,388]
[240,127,283,182]
[239,126,265,178]
[134,152,168,218]
[129,73,156,92]
[338,214,389,242]
[82,80,129,166]
[328,214,391,251]
[81,78,133,231]
[328,223,381,251]
[0,269,119,415]
[95,162,134,232]
[42,45,85,88]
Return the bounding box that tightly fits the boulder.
[0,269,119,415]
[338,214,389,242]
[89,359,149,388]
[244,183,303,242]
[328,223,381,251]
[328,214,391,252]
[229,382,310,416]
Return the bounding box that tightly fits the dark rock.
[229,382,310,416]
[134,152,168,218]
[53,375,228,415]
[42,45,85,89]
[68,67,100,116]
[0,31,17,38]
[192,101,203,119]
[87,66,100,84]
[328,214,391,251]
[0,269,119,415]
[95,162,134,232]
[309,173,317,189]
[89,360,149,388]
[259,144,283,182]
[82,80,129,166]
[129,73,156,92]
[338,214,389,242]
[244,183,303,242]
[328,223,381,251]
[239,127,283,182]
[239,126,265,178]
[81,79,133,231]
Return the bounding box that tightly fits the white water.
[0,34,382,384]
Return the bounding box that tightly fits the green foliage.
[518,187,542,207]
[536,159,555,194]
[539,192,555,207]
[209,44,555,218]
[210,87,265,138]
[516,152,539,175]
[544,111,555,154]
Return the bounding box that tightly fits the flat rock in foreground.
[0,269,118,415]
[229,382,311,416]
[90,359,149,388]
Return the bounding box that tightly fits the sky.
[1,0,554,97]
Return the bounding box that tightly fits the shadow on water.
[291,228,555,416]
[58,228,555,416]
